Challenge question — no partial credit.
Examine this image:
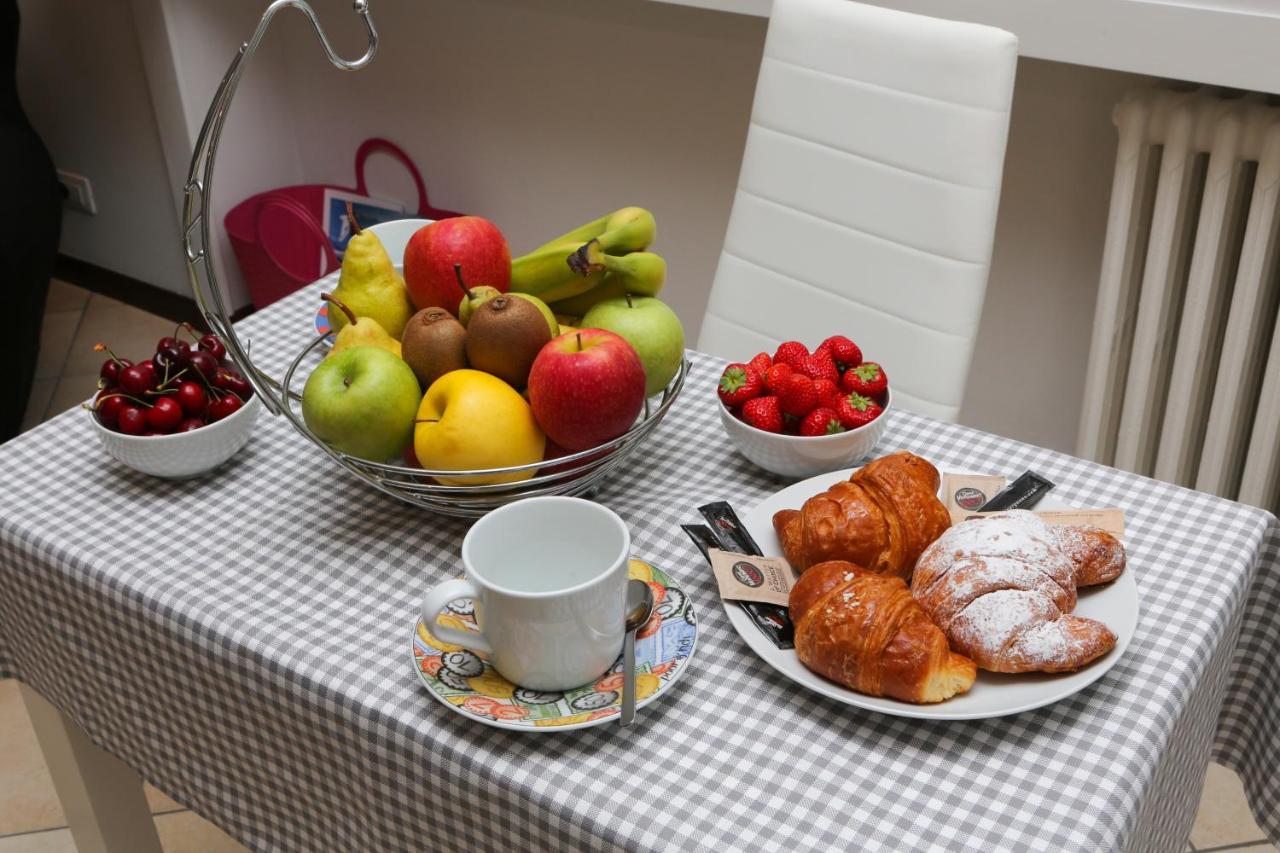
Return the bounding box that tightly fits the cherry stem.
[91,391,151,408]
[345,201,362,236]
[93,343,124,364]
[321,292,358,326]
[454,263,473,299]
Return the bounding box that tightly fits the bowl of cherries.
[87,325,261,479]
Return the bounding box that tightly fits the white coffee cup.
[420,496,631,691]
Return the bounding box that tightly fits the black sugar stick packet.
[977,470,1056,512]
[685,501,795,649]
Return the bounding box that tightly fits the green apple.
[581,295,684,396]
[302,346,422,461]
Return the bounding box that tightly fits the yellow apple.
[414,369,545,485]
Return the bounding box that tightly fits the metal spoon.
[621,579,655,726]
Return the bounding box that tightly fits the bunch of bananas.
[509,207,667,319]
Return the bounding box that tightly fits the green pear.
[455,263,557,336]
[324,293,402,359]
[328,203,414,340]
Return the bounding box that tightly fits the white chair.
[698,0,1017,422]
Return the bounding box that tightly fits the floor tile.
[63,294,174,377]
[45,374,99,421]
[45,279,90,313]
[155,810,248,853]
[0,681,67,836]
[0,827,76,853]
[1191,762,1272,849]
[35,310,81,380]
[145,783,183,814]
[21,379,56,432]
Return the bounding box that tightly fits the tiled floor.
[7,280,1277,852]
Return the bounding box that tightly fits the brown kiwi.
[400,307,468,389]
[465,295,552,388]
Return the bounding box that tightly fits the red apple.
[403,216,511,313]
[528,329,646,451]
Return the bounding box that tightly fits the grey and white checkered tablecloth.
[1,282,1278,852]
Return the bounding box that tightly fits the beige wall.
[21,0,1151,453]
[17,0,189,293]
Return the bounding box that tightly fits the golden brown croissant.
[912,511,1126,674]
[790,560,976,703]
[772,451,951,580]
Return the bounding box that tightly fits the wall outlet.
[57,169,96,215]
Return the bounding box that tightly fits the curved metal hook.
[248,0,378,71]
[182,0,377,417]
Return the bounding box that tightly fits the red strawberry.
[778,373,819,418]
[841,361,888,398]
[822,335,863,371]
[773,341,810,370]
[764,363,793,394]
[796,350,839,384]
[800,407,846,436]
[718,363,762,408]
[812,378,841,409]
[741,396,783,433]
[837,392,884,429]
[749,352,772,378]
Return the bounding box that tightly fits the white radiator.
[1078,88,1280,513]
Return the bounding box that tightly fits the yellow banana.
[550,252,666,316]
[510,207,656,301]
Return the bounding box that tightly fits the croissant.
[772,451,951,580]
[912,511,1126,674]
[789,560,977,703]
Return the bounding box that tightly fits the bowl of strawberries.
[87,327,261,479]
[716,335,890,478]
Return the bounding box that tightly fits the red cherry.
[175,381,207,416]
[214,367,252,399]
[187,350,218,381]
[95,390,125,427]
[99,357,131,385]
[198,334,227,363]
[136,360,158,388]
[156,335,179,354]
[117,405,147,435]
[207,394,243,422]
[177,417,205,433]
[119,365,152,396]
[146,396,183,432]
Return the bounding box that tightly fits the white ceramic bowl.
[90,393,262,479]
[366,217,433,264]
[718,388,891,479]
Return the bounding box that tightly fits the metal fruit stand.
[182,0,688,518]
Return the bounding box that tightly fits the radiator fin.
[1079,88,1280,512]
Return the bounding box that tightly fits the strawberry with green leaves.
[718,363,762,408]
[741,396,783,433]
[800,407,846,436]
[841,361,887,399]
[837,392,884,429]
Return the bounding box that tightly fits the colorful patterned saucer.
[410,560,697,732]
[314,303,332,339]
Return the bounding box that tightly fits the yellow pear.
[328,203,414,339]
[323,294,401,359]
[414,370,544,485]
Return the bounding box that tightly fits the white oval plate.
[728,465,1140,720]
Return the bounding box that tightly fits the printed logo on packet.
[732,561,765,588]
[954,487,987,510]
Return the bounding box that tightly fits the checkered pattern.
[1,281,1277,851]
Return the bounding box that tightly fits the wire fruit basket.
[181,0,687,517]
